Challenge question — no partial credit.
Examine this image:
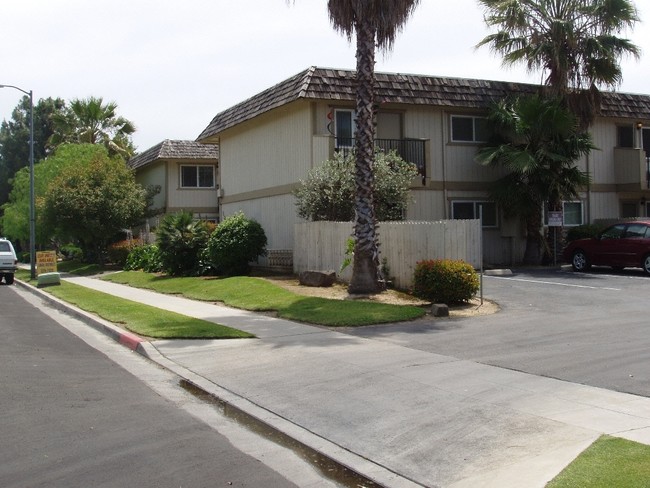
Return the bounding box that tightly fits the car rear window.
[0,242,10,252]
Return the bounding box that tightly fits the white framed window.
[335,109,355,148]
[180,165,215,189]
[451,200,498,227]
[450,115,489,143]
[544,201,584,226]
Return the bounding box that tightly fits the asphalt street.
[0,284,327,488]
[344,267,650,397]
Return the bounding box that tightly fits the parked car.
[0,237,18,285]
[564,221,650,274]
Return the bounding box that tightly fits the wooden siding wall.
[220,102,314,196]
[135,162,166,211]
[222,194,298,250]
[294,220,481,289]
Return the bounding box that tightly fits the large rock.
[299,270,337,288]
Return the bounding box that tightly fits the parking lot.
[346,266,650,398]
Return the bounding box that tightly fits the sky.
[1,0,649,153]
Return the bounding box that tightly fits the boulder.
[299,270,337,287]
[431,303,449,317]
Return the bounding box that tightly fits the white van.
[0,238,18,285]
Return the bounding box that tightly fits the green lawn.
[17,272,252,339]
[547,436,650,487]
[103,271,426,327]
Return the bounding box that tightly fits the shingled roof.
[128,140,219,170]
[197,66,650,141]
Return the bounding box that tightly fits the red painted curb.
[118,331,144,350]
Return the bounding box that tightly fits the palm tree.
[326,0,420,294]
[476,95,594,264]
[477,0,640,126]
[51,96,136,157]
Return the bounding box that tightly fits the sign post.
[547,211,563,266]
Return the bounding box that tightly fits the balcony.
[614,148,650,190]
[334,138,427,184]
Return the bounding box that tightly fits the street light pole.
[1,84,36,279]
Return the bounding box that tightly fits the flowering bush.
[107,238,144,266]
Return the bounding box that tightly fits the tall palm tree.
[326,0,420,294]
[477,0,640,126]
[476,95,594,264]
[51,96,136,158]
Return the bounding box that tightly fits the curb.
[15,278,425,488]
[15,279,146,353]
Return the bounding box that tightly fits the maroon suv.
[564,221,650,274]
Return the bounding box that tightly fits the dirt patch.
[260,276,498,317]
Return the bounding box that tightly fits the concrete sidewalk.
[25,276,650,487]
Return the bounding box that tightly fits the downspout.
[441,110,448,218]
[586,153,591,223]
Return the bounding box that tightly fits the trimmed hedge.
[413,259,479,304]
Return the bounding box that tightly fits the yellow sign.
[36,251,58,275]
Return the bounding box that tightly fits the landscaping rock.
[431,303,449,317]
[299,270,337,287]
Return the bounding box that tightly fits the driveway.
[344,267,650,397]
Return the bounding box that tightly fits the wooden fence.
[293,220,482,289]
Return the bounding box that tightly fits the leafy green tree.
[206,212,267,276]
[0,96,66,208]
[475,95,594,264]
[2,144,107,249]
[325,0,420,294]
[156,211,210,276]
[294,150,419,221]
[477,0,640,126]
[42,147,146,263]
[50,96,136,157]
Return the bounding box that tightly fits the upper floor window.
[450,115,489,143]
[617,125,634,148]
[335,109,355,148]
[180,165,215,189]
[451,200,497,227]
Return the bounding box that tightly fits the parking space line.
[486,275,621,291]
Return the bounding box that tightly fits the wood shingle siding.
[128,139,219,170]
[197,66,650,142]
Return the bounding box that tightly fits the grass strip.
[38,280,254,339]
[547,435,650,488]
[103,271,426,327]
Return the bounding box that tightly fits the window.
[643,128,650,158]
[335,109,355,148]
[625,223,649,239]
[562,201,583,226]
[617,125,634,148]
[450,115,489,143]
[180,165,215,188]
[621,202,639,218]
[544,201,584,226]
[451,200,497,227]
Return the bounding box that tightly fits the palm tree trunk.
[523,208,544,265]
[348,18,381,295]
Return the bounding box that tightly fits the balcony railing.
[334,138,426,183]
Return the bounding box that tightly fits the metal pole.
[0,84,36,278]
[28,90,35,279]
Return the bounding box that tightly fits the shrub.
[124,244,162,272]
[157,211,210,276]
[293,150,419,222]
[565,223,605,242]
[206,212,267,276]
[107,238,143,267]
[60,243,83,261]
[413,259,479,304]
